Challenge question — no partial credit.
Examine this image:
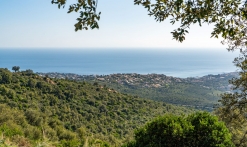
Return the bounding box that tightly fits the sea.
[0,48,240,78]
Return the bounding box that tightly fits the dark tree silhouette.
[12,66,20,72]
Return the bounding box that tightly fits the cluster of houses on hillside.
[37,72,238,92]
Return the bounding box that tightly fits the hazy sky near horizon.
[0,0,227,49]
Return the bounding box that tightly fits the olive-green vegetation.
[75,73,236,111]
[123,112,234,147]
[38,72,238,111]
[216,53,247,147]
[0,68,193,146]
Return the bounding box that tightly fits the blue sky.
[0,0,226,49]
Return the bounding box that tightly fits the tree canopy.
[123,112,233,147]
[216,52,247,146]
[0,68,193,146]
[51,0,247,50]
[12,66,20,72]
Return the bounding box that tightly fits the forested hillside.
[39,73,236,111]
[0,68,193,146]
[82,73,237,111]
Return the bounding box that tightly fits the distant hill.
[37,72,238,111]
[0,68,193,146]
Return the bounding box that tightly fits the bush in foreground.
[123,112,233,147]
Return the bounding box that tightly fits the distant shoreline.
[36,71,239,80]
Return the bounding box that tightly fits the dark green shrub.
[187,112,233,147]
[123,112,234,147]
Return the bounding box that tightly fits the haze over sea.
[0,48,240,78]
